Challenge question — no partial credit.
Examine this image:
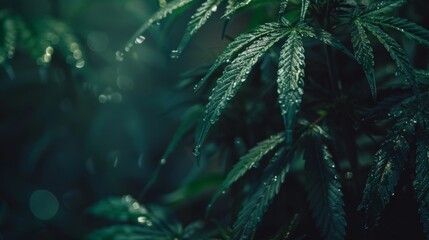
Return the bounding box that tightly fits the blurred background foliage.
[0,0,429,239]
[0,0,230,239]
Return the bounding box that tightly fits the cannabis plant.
[89,0,429,239]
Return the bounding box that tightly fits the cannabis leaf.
[351,19,375,98]
[304,132,346,240]
[207,132,285,213]
[125,0,196,52]
[278,0,289,17]
[233,147,291,240]
[277,30,305,145]
[175,0,224,57]
[362,22,418,92]
[195,25,290,153]
[358,123,414,226]
[359,0,406,17]
[88,195,152,224]
[300,26,355,59]
[195,22,285,91]
[414,128,429,239]
[365,16,429,47]
[300,0,310,22]
[223,0,255,18]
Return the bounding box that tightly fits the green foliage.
[358,127,412,225]
[118,0,429,239]
[89,196,151,224]
[277,30,305,144]
[4,0,429,239]
[195,24,290,153]
[86,196,211,240]
[232,147,291,239]
[0,9,85,68]
[351,20,375,98]
[176,0,223,56]
[414,129,429,239]
[208,132,285,212]
[303,131,345,240]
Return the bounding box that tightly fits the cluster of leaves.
[85,195,214,240]
[0,9,85,72]
[88,0,429,239]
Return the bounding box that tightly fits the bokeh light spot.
[29,190,59,220]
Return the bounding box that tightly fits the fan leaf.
[362,22,418,92]
[207,132,285,212]
[125,0,196,52]
[360,0,406,17]
[233,147,292,240]
[195,26,290,152]
[351,19,376,98]
[365,16,429,47]
[358,125,414,226]
[414,129,429,239]
[195,22,285,91]
[222,0,255,18]
[300,26,355,59]
[277,30,305,145]
[300,0,310,22]
[304,133,346,240]
[175,0,224,57]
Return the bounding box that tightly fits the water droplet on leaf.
[170,49,180,59]
[193,145,201,156]
[115,51,124,62]
[135,36,146,44]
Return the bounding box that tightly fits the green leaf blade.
[360,0,406,17]
[301,26,355,59]
[358,127,413,226]
[362,22,418,92]
[207,132,285,212]
[304,134,346,240]
[366,16,429,47]
[195,22,284,91]
[233,148,291,240]
[414,130,429,239]
[175,0,224,57]
[277,30,305,145]
[195,27,289,151]
[125,0,196,52]
[222,0,255,18]
[351,20,376,98]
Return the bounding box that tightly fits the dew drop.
[193,145,201,156]
[170,49,180,59]
[135,36,146,44]
[160,158,167,165]
[115,51,124,62]
[221,190,226,194]
[211,5,218,12]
